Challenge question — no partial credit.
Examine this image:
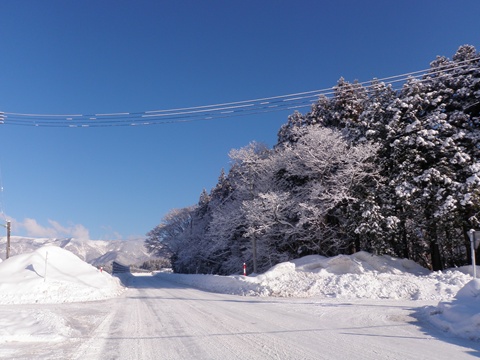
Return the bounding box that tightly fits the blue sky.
[0,0,478,241]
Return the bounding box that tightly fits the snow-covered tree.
[145,206,196,272]
[309,78,367,135]
[274,126,380,255]
[146,44,480,274]
[376,45,480,269]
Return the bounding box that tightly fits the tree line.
[146,45,480,274]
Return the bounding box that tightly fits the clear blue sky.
[0,0,478,241]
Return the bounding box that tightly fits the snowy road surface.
[1,273,479,359]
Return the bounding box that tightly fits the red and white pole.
[243,263,247,276]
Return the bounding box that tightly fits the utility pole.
[248,166,258,274]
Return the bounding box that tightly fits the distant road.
[2,274,477,359]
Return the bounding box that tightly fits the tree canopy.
[147,45,480,274]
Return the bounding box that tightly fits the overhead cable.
[1,56,478,128]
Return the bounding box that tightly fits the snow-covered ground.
[0,245,479,358]
[0,246,124,304]
[157,252,480,341]
[162,252,467,300]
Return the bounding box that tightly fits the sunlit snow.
[0,245,479,347]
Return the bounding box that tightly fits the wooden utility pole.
[248,166,258,274]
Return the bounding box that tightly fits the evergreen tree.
[145,44,480,274]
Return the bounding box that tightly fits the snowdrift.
[158,251,470,300]
[427,279,480,341]
[0,245,124,304]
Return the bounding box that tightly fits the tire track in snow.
[152,276,322,359]
[65,274,478,360]
[72,303,119,359]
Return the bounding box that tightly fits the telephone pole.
[248,166,258,274]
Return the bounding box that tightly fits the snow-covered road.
[3,273,477,360]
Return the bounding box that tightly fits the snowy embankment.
[0,246,479,342]
[0,245,124,304]
[426,279,480,341]
[158,252,470,300]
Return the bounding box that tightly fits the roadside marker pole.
[469,229,480,279]
[243,263,247,276]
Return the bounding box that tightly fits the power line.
[0,56,478,128]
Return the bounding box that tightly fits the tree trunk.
[463,224,473,265]
[430,239,443,271]
[426,208,443,271]
[400,219,409,259]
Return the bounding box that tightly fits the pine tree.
[145,44,480,274]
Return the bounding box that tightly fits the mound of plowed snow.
[0,245,124,304]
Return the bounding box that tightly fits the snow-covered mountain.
[0,236,154,267]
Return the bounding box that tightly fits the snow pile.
[159,252,470,300]
[251,252,467,300]
[0,245,124,304]
[427,279,480,341]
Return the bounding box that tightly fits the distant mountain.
[0,236,156,267]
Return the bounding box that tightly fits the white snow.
[0,309,75,343]
[0,246,479,351]
[0,245,124,304]
[154,251,479,341]
[426,279,480,340]
[159,251,466,300]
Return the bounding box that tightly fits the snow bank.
[289,252,430,275]
[427,279,480,341]
[157,251,471,301]
[249,252,466,300]
[0,245,124,304]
